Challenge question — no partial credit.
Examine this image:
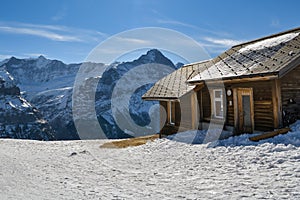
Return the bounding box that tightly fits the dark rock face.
[0,86,20,95]
[0,70,55,140]
[1,56,81,140]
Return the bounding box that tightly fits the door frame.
[233,88,255,134]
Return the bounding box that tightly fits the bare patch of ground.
[100,134,159,148]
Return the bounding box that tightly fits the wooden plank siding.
[198,80,275,132]
[159,94,195,135]
[201,86,211,120]
[272,79,282,128]
[159,101,179,135]
[178,93,193,131]
[159,101,168,130]
[229,81,274,131]
[226,89,234,126]
[280,64,300,126]
[159,62,300,135]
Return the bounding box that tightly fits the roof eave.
[187,72,279,85]
[278,54,300,78]
[142,97,180,101]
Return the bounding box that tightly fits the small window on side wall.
[168,101,176,125]
[213,89,224,119]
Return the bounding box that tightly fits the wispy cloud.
[204,37,244,47]
[0,26,81,42]
[156,18,247,56]
[157,19,199,29]
[51,5,67,21]
[0,21,107,43]
[156,19,232,37]
[115,36,153,45]
[270,19,280,28]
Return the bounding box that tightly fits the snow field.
[0,129,299,199]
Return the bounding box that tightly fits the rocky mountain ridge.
[0,49,182,139]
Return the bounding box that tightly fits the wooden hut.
[142,27,300,135]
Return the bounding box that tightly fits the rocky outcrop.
[0,69,55,140]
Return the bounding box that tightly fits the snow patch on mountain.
[0,69,15,88]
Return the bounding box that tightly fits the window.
[168,101,176,125]
[213,89,224,118]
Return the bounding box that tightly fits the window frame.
[213,89,224,119]
[168,101,176,125]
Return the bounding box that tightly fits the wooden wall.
[159,76,290,134]
[159,99,188,134]
[281,64,300,126]
[178,93,193,131]
[227,81,274,131]
[226,89,234,126]
[159,101,168,129]
[197,81,275,131]
[200,86,211,120]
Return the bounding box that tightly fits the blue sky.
[1,0,300,63]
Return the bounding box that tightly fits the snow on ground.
[1,122,300,199]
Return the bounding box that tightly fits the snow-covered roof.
[188,28,300,83]
[238,32,299,53]
[144,27,300,100]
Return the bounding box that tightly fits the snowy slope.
[0,121,299,199]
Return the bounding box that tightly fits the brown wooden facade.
[143,27,300,136]
[159,64,300,136]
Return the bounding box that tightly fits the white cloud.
[0,26,81,42]
[156,19,233,37]
[157,19,199,29]
[0,21,107,43]
[115,36,153,45]
[157,18,246,56]
[204,37,244,47]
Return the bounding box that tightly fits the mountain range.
[0,49,182,140]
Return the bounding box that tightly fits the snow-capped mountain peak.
[0,49,180,140]
[35,55,50,69]
[136,49,175,67]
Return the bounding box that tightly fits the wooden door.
[234,88,254,134]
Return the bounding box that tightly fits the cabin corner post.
[191,92,199,130]
[272,79,283,128]
[159,101,167,137]
[166,101,171,124]
[233,88,239,134]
